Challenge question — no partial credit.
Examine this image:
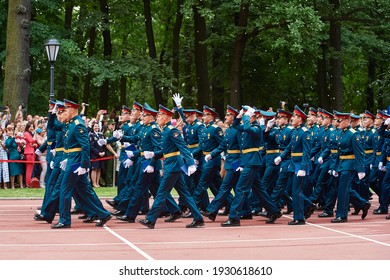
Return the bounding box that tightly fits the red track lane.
[0,197,389,260]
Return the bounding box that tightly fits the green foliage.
[1,0,390,113]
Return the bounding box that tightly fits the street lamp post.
[44,39,61,101]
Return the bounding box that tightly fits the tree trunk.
[83,26,97,111]
[172,0,183,91]
[193,0,210,109]
[328,0,343,110]
[210,0,224,117]
[99,0,112,110]
[59,1,74,101]
[228,1,250,109]
[317,42,330,110]
[144,0,163,107]
[3,0,31,116]
[366,57,375,112]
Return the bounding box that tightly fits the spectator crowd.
[0,104,120,190]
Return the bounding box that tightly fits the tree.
[3,0,31,115]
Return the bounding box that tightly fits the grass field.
[0,186,118,199]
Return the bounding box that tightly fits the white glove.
[328,169,333,175]
[144,165,155,173]
[123,142,130,148]
[74,167,88,176]
[244,106,255,117]
[194,159,199,165]
[205,154,212,162]
[144,151,155,159]
[238,109,244,117]
[35,149,43,156]
[274,156,282,165]
[358,172,366,180]
[378,162,385,171]
[51,149,56,157]
[172,93,183,107]
[113,130,123,139]
[187,165,197,176]
[318,157,323,164]
[297,170,306,177]
[98,139,107,146]
[332,170,339,177]
[370,164,373,170]
[51,104,58,114]
[236,167,243,172]
[267,118,276,128]
[50,161,54,169]
[60,158,68,171]
[123,159,133,168]
[126,150,134,158]
[385,118,390,125]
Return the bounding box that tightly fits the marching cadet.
[51,99,112,228]
[103,105,134,209]
[308,109,334,210]
[274,105,315,225]
[250,109,276,216]
[306,107,323,199]
[201,105,241,222]
[266,109,294,212]
[115,104,182,223]
[105,101,147,216]
[372,110,389,215]
[172,93,206,212]
[330,111,370,223]
[221,106,282,227]
[379,115,390,219]
[359,110,377,200]
[34,101,67,223]
[190,105,225,211]
[316,116,340,218]
[138,105,204,229]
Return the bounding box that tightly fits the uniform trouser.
[59,170,110,226]
[271,171,293,209]
[309,166,331,203]
[376,170,388,211]
[249,165,266,211]
[358,165,372,200]
[44,150,54,186]
[306,163,320,197]
[193,165,223,209]
[104,157,114,186]
[41,165,60,214]
[230,166,279,220]
[261,163,280,194]
[40,168,63,221]
[125,169,180,219]
[147,170,203,223]
[179,169,201,209]
[336,170,356,219]
[207,169,240,215]
[291,175,311,221]
[322,175,338,214]
[379,167,390,211]
[114,161,129,203]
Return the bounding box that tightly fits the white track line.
[103,225,154,260]
[306,221,390,247]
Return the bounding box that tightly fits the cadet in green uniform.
[51,99,112,228]
[330,111,369,223]
[274,106,315,225]
[138,105,204,229]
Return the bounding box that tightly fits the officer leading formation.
[33,95,390,229]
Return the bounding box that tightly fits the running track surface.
[0,197,389,260]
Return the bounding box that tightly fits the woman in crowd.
[34,127,47,188]
[23,122,38,187]
[5,125,24,189]
[0,128,10,189]
[89,122,105,188]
